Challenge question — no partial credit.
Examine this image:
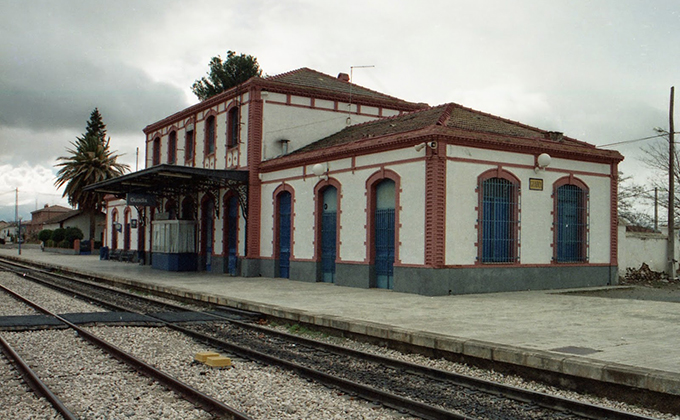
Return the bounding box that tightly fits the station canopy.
[84,164,249,204]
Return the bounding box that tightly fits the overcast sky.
[1,0,678,222]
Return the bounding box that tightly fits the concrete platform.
[2,248,680,397]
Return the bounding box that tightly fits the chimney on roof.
[44,204,49,208]
[546,131,564,142]
[337,73,350,82]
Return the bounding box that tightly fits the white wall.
[260,148,426,264]
[261,98,379,161]
[617,225,680,277]
[445,145,614,265]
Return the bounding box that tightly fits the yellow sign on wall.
[529,178,544,191]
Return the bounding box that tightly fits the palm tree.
[55,109,129,242]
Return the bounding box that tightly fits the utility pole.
[669,86,676,279]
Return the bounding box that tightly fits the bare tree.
[637,128,680,226]
[618,172,655,228]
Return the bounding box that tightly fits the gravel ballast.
[88,325,417,420]
[0,271,105,314]
[3,329,214,420]
[0,351,61,419]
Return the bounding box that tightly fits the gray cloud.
[0,0,188,134]
[1,0,680,222]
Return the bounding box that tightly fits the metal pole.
[668,86,675,279]
[655,187,658,231]
[18,217,22,255]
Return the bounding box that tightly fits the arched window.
[205,115,216,156]
[168,131,177,164]
[111,209,119,250]
[315,181,340,283]
[223,193,239,275]
[478,169,520,264]
[227,106,239,148]
[123,207,131,251]
[273,184,295,279]
[152,137,161,166]
[554,178,589,263]
[185,129,194,163]
[366,169,400,290]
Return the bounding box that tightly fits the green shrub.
[38,229,53,243]
[58,239,70,249]
[51,228,66,243]
[64,226,84,245]
[46,240,56,248]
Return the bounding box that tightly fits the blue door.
[226,195,238,275]
[203,199,214,271]
[278,192,291,278]
[557,185,584,262]
[375,180,395,289]
[321,187,337,282]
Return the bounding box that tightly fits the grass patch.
[285,323,327,339]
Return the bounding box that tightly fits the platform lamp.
[17,216,22,255]
[534,153,552,173]
[311,163,329,181]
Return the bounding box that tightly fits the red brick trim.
[246,89,264,259]
[425,139,446,267]
[610,164,619,265]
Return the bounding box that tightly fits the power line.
[599,133,670,148]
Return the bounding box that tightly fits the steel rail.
[0,260,473,419]
[0,257,663,420]
[0,333,78,420]
[0,282,254,420]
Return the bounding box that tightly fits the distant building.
[89,67,623,295]
[41,209,105,244]
[26,204,72,237]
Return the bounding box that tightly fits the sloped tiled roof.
[144,68,423,133]
[287,102,622,161]
[294,105,448,153]
[30,205,72,215]
[264,68,420,106]
[43,209,83,224]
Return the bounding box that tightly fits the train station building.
[88,67,623,295]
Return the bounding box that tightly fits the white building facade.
[94,68,622,295]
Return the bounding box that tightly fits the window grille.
[479,177,520,263]
[555,184,588,262]
[185,130,194,162]
[206,116,216,155]
[168,131,177,164]
[227,107,239,148]
[152,137,161,166]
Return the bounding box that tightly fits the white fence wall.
[617,224,680,278]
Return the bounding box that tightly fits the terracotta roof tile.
[287,102,622,162]
[265,68,416,105]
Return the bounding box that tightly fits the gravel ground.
[3,329,214,420]
[266,323,680,420]
[0,351,62,419]
[0,271,105,314]
[89,325,418,420]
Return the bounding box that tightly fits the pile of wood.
[623,263,667,285]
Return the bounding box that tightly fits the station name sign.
[127,193,156,206]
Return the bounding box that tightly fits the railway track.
[0,257,666,420]
[0,280,252,420]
